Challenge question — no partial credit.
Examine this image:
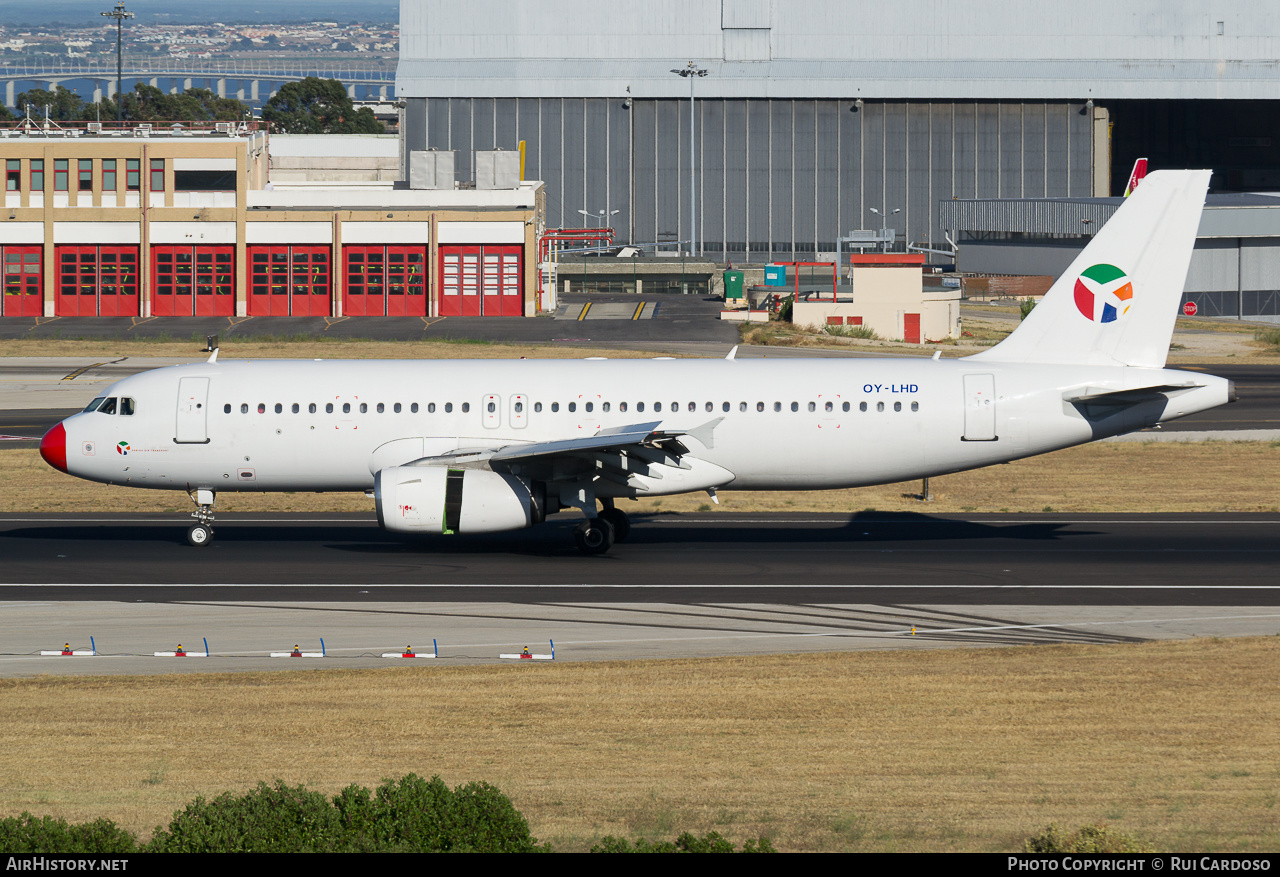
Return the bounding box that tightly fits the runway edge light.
[382,638,439,658]
[500,639,555,661]
[40,635,96,657]
[271,638,326,658]
[154,637,210,658]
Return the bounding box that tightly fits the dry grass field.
[3,439,1277,515]
[2,638,1278,852]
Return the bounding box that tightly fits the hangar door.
[152,245,234,317]
[55,246,140,316]
[248,245,331,316]
[1,246,42,317]
[344,245,427,316]
[438,245,522,316]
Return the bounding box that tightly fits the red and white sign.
[1183,301,1198,317]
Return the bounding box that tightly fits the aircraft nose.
[40,422,67,473]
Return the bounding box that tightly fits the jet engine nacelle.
[374,466,543,535]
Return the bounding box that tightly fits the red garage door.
[344,245,427,316]
[56,246,140,316]
[1,246,42,317]
[439,245,522,316]
[152,245,234,316]
[248,245,330,316]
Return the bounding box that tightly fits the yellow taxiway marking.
[577,302,592,321]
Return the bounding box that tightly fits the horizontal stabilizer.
[1063,383,1203,406]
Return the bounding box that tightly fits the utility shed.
[792,255,960,343]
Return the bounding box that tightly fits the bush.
[147,774,546,853]
[591,831,775,853]
[1020,297,1038,320]
[823,323,879,340]
[0,813,139,854]
[147,780,344,853]
[1025,823,1154,854]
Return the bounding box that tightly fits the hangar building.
[398,0,1280,263]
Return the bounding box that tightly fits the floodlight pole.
[101,2,133,122]
[671,61,707,258]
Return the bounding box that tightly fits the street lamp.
[101,1,133,122]
[869,206,901,252]
[577,208,620,229]
[670,61,708,258]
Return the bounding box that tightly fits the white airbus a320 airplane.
[40,170,1232,554]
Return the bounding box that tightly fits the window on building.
[174,170,235,191]
[78,159,92,192]
[54,160,68,192]
[126,159,140,191]
[6,160,19,192]
[150,159,165,191]
[30,160,43,191]
[102,160,116,192]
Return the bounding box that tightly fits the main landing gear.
[573,500,631,556]
[187,488,216,547]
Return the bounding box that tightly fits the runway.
[1,512,1277,676]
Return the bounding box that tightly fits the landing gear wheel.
[187,524,213,547]
[574,517,615,555]
[597,507,631,542]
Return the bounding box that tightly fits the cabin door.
[175,377,211,444]
[962,374,997,441]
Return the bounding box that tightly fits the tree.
[14,86,88,122]
[118,83,249,123]
[261,77,383,134]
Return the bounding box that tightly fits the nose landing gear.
[187,488,216,547]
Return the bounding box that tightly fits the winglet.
[207,347,219,363]
[725,345,738,360]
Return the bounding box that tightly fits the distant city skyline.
[0,1,399,26]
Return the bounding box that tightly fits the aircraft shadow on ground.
[0,510,1095,557]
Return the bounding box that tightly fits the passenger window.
[654,402,662,412]
[860,402,868,412]
[445,403,453,413]
[568,402,577,413]
[687,402,695,412]
[274,403,282,414]
[241,403,249,414]
[461,402,470,413]
[894,401,902,412]
[757,402,764,412]
[257,403,266,414]
[825,401,833,412]
[427,403,435,413]
[343,403,351,414]
[309,403,316,414]
[98,397,118,415]
[739,402,747,412]
[618,402,626,413]
[292,403,300,413]
[224,404,231,414]
[534,402,542,413]
[359,403,367,414]
[412,403,420,413]
[514,401,524,413]
[843,402,850,412]
[911,401,919,412]
[120,398,135,416]
[877,402,885,412]
[375,403,383,413]
[791,402,799,412]
[705,402,713,412]
[602,402,610,413]
[808,402,816,412]
[672,402,679,411]
[393,403,400,413]
[773,402,781,412]
[551,402,559,412]
[585,402,593,413]
[83,397,106,413]
[326,403,334,414]
[723,402,731,412]
[637,402,645,412]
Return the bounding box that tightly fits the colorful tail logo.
[1074,264,1134,323]
[1124,158,1148,197]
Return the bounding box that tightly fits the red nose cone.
[40,422,67,473]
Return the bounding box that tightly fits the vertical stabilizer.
[969,169,1209,369]
[1124,158,1149,197]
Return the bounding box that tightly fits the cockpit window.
[83,397,106,413]
[120,397,135,416]
[97,397,118,415]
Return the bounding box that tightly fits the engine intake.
[374,466,542,534]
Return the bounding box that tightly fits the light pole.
[101,2,133,122]
[869,206,901,253]
[577,208,620,229]
[671,61,707,258]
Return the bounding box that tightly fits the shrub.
[146,780,345,853]
[823,323,879,340]
[1025,823,1154,854]
[0,813,139,854]
[1020,297,1038,320]
[591,831,775,853]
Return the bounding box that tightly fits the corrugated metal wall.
[404,97,1096,260]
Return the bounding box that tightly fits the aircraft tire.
[597,507,631,542]
[187,524,213,547]
[574,517,615,555]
